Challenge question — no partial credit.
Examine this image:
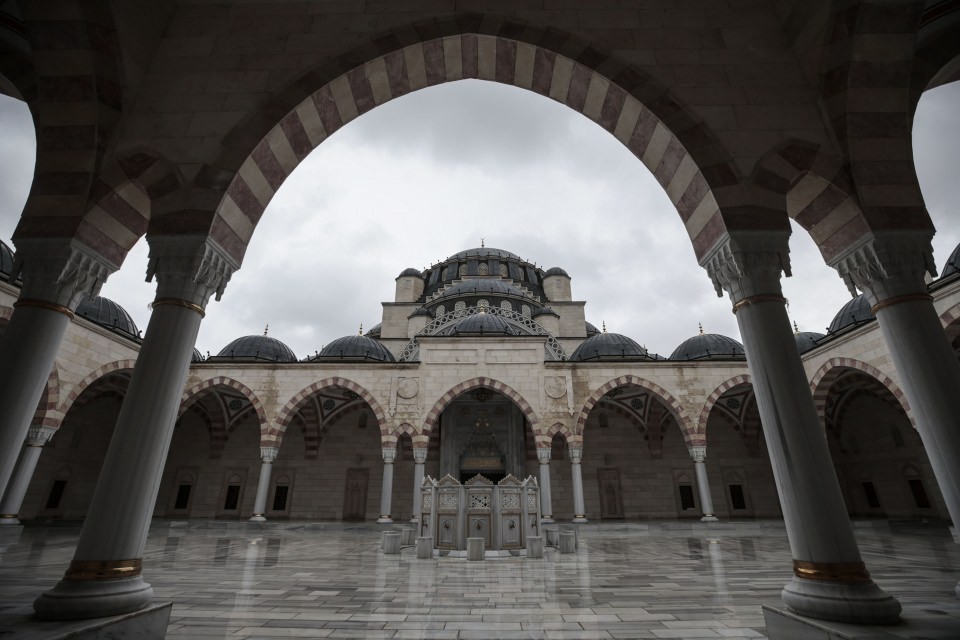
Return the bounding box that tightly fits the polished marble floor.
[1,520,959,639]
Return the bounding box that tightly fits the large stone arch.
[697,374,753,435]
[939,302,960,344]
[810,357,915,429]
[576,375,696,445]
[422,377,539,438]
[58,359,137,417]
[178,376,269,451]
[182,19,772,267]
[274,377,387,448]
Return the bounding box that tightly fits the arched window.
[455,301,466,312]
[518,268,525,281]
[477,299,489,308]
[458,264,467,277]
[222,473,243,511]
[272,475,291,512]
[521,305,531,318]
[499,264,508,278]
[478,263,488,275]
[500,300,512,311]
[436,304,445,317]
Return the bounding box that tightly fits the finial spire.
[481,238,485,248]
[358,323,363,336]
[698,322,703,335]
[263,324,269,336]
[793,320,799,334]
[602,321,607,333]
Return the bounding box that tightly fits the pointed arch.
[179,377,268,448]
[273,377,387,448]
[697,374,753,435]
[810,357,915,429]
[422,377,538,437]
[537,421,575,449]
[58,359,137,417]
[576,375,696,445]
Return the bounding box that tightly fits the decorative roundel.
[228,398,244,411]
[322,399,335,410]
[631,398,644,410]
[726,398,741,410]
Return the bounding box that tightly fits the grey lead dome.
[213,335,298,362]
[570,332,651,361]
[670,333,746,361]
[313,335,396,362]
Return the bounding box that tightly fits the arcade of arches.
[1,0,960,634]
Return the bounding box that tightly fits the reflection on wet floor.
[0,520,959,639]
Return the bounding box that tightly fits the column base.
[701,514,719,522]
[376,516,393,524]
[0,515,21,526]
[572,516,588,523]
[34,575,154,621]
[248,514,266,522]
[781,575,901,625]
[541,516,555,524]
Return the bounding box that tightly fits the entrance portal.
[438,390,528,482]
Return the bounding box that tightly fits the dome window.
[478,263,488,276]
[436,304,445,317]
[458,263,468,277]
[518,269,525,281]
[522,304,531,318]
[478,299,489,308]
[455,301,466,312]
[500,301,512,311]
[499,264,508,277]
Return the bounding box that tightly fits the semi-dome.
[213,334,297,362]
[364,323,382,337]
[941,242,960,279]
[827,294,874,334]
[794,331,825,353]
[544,267,569,277]
[448,247,520,261]
[585,321,600,337]
[532,306,559,318]
[0,239,14,282]
[670,333,746,361]
[570,332,651,361]
[398,267,423,278]
[436,312,520,336]
[75,296,140,340]
[191,348,204,363]
[313,334,396,362]
[409,306,433,318]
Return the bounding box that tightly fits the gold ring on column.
[13,299,74,319]
[793,560,871,584]
[152,298,206,318]
[870,293,933,315]
[65,558,143,580]
[0,514,18,519]
[731,294,787,314]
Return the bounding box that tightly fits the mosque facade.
[3,241,957,528]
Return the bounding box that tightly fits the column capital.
[701,231,791,305]
[829,231,936,306]
[11,239,115,311]
[536,448,551,464]
[412,446,427,464]
[382,447,397,464]
[567,445,582,464]
[259,446,279,463]
[26,425,57,447]
[146,235,239,308]
[689,445,707,463]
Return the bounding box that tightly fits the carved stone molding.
[701,232,791,304]
[829,231,936,305]
[536,448,551,464]
[26,425,57,447]
[260,446,279,463]
[146,235,239,308]
[567,446,582,464]
[689,445,707,463]
[382,447,397,464]
[12,239,115,310]
[412,447,428,464]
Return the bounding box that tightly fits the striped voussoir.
[810,357,915,429]
[270,378,387,448]
[389,422,429,449]
[31,368,62,429]
[58,359,136,417]
[576,375,695,444]
[535,422,574,449]
[212,22,739,265]
[696,374,754,436]
[421,377,538,436]
[939,304,960,343]
[178,376,267,424]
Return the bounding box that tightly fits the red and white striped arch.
[809,357,915,429]
[273,377,387,449]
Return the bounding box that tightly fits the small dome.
[544,267,569,277]
[585,322,600,337]
[670,333,746,361]
[398,267,423,278]
[532,306,559,318]
[827,294,874,334]
[0,239,14,282]
[76,296,140,340]
[941,242,960,279]
[448,247,520,261]
[364,323,382,337]
[794,331,825,354]
[213,335,297,362]
[313,335,396,362]
[437,312,520,336]
[409,306,433,318]
[570,332,651,361]
[191,348,204,363]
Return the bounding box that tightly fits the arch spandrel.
[273,377,388,449]
[178,376,269,441]
[809,357,915,430]
[697,374,754,437]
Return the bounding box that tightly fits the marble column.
[34,236,236,621]
[690,446,719,522]
[377,447,396,524]
[0,240,112,498]
[410,446,427,523]
[568,445,588,523]
[0,425,57,525]
[702,231,900,624]
[537,448,555,523]
[249,447,279,522]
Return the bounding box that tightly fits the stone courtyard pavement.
[1,520,959,639]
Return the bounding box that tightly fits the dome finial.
[698,322,703,336]
[263,323,269,336]
[793,320,800,334]
[481,238,484,248]
[602,321,607,333]
[358,323,363,336]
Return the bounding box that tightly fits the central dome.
[448,247,520,260]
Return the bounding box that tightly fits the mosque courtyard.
[1,520,959,640]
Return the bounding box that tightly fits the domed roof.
[364,323,382,337]
[75,296,140,340]
[398,267,423,278]
[794,331,825,353]
[437,312,521,336]
[429,278,531,302]
[213,334,297,362]
[448,247,520,261]
[532,306,559,318]
[941,242,960,279]
[409,306,433,318]
[313,334,396,362]
[0,239,14,282]
[570,332,651,361]
[544,266,569,277]
[670,333,746,361]
[585,321,600,337]
[827,294,874,334]
[191,348,204,363]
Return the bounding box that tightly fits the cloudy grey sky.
[0,80,958,358]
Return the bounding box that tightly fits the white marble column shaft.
[377,447,396,524]
[568,446,587,523]
[249,447,279,522]
[537,448,554,523]
[691,447,718,522]
[410,447,427,523]
[0,426,57,525]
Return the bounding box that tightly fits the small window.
[891,426,904,448]
[499,264,508,277]
[174,484,192,510]
[272,485,289,511]
[477,299,489,308]
[862,481,881,509]
[46,480,67,509]
[436,305,445,317]
[598,413,609,429]
[223,484,241,511]
[908,478,931,509]
[478,263,488,275]
[729,484,746,510]
[679,484,695,510]
[521,305,531,318]
[455,301,466,312]
[458,264,467,277]
[518,269,525,281]
[358,412,368,429]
